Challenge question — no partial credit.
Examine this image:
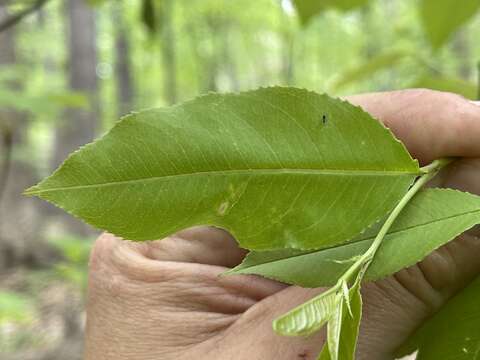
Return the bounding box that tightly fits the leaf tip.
[272,318,291,337]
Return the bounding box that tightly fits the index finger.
[347,89,480,164]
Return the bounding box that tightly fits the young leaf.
[229,189,480,285]
[420,0,480,49]
[323,296,344,360]
[318,281,362,360]
[397,274,480,360]
[25,87,419,251]
[273,288,339,337]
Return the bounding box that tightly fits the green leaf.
[411,75,477,100]
[26,87,419,251]
[141,0,158,34]
[322,296,344,360]
[397,275,480,359]
[273,288,339,337]
[229,189,480,285]
[420,0,480,49]
[331,50,409,91]
[318,280,362,360]
[292,0,370,25]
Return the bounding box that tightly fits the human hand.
[84,89,480,360]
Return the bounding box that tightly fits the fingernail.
[470,100,480,106]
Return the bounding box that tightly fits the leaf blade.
[318,281,362,360]
[26,87,419,251]
[273,288,339,337]
[229,188,480,285]
[420,0,480,49]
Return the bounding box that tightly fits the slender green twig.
[362,158,452,262]
[299,158,453,299]
[339,158,453,285]
[273,158,454,349]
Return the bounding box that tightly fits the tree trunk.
[159,0,177,104]
[51,0,99,236]
[114,0,134,117]
[53,0,98,168]
[0,6,49,270]
[0,7,15,64]
[0,5,17,235]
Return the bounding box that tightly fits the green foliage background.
[1,0,480,358]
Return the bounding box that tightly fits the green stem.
[364,158,452,258]
[338,157,453,286]
[273,158,453,339]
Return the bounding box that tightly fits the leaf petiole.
[272,158,453,345]
[338,157,453,286]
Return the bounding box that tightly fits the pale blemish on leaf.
[217,182,250,217]
[217,201,230,216]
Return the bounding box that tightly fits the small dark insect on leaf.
[322,114,328,124]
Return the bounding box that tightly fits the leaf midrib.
[26,167,419,195]
[238,208,480,270]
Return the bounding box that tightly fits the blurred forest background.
[0,0,479,359]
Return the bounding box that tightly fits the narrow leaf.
[420,0,480,49]
[229,189,480,285]
[26,87,419,251]
[325,296,344,360]
[273,288,339,337]
[319,280,362,360]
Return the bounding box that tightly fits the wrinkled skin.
[84,90,480,360]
